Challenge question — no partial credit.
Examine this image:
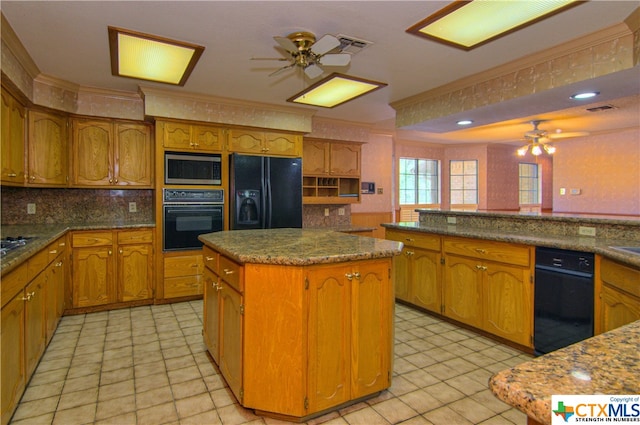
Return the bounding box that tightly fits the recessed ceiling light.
[287,73,387,108]
[108,26,204,86]
[457,120,473,126]
[406,0,582,50]
[570,91,600,100]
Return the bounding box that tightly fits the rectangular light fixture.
[287,73,387,108]
[406,0,583,50]
[108,26,204,86]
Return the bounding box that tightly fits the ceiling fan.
[518,120,589,156]
[252,31,351,79]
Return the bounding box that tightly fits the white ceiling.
[2,1,639,145]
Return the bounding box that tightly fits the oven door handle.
[165,208,222,214]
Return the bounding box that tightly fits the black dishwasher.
[534,247,594,356]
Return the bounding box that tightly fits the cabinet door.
[118,243,153,302]
[72,119,113,186]
[264,132,301,157]
[1,89,26,184]
[351,261,391,398]
[163,121,193,149]
[193,125,223,151]
[25,274,46,377]
[393,249,411,302]
[115,123,152,186]
[1,293,25,425]
[307,265,351,412]
[27,110,68,185]
[219,284,243,401]
[484,262,532,347]
[329,143,360,176]
[600,285,640,333]
[72,245,114,308]
[45,257,65,343]
[412,248,442,313]
[228,129,265,154]
[203,268,220,363]
[443,255,483,328]
[302,140,329,175]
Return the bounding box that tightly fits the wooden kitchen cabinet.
[385,229,442,313]
[1,292,26,425]
[443,237,533,347]
[597,257,640,334]
[71,118,152,187]
[161,120,224,152]
[227,128,302,157]
[24,272,46,377]
[202,242,393,420]
[1,88,26,185]
[163,253,204,299]
[45,239,66,344]
[27,109,68,186]
[71,229,154,310]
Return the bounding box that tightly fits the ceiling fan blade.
[274,36,298,53]
[250,57,289,61]
[311,34,340,56]
[304,64,324,79]
[269,63,296,77]
[318,53,351,66]
[547,131,590,139]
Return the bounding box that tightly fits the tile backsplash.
[1,187,153,225]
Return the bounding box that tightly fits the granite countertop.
[489,320,640,425]
[382,222,640,268]
[1,222,155,275]
[199,228,402,266]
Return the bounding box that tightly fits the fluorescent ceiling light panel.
[287,73,387,108]
[108,26,204,86]
[406,0,583,50]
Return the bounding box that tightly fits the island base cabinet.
[597,257,640,334]
[203,269,220,363]
[204,251,393,421]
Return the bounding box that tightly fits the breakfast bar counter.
[198,228,402,421]
[489,320,640,425]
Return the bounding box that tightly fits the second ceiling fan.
[252,31,351,79]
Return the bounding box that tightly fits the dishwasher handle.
[534,264,594,279]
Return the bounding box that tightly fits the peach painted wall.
[552,128,640,215]
[486,145,520,210]
[352,133,394,214]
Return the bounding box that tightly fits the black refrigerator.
[229,153,302,230]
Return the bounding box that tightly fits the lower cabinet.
[202,245,393,420]
[597,257,640,334]
[1,293,26,425]
[71,229,153,310]
[163,253,203,299]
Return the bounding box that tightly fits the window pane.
[399,157,440,205]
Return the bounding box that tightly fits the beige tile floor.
[10,301,532,425]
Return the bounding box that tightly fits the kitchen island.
[489,319,640,425]
[198,228,402,422]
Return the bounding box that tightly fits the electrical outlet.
[560,188,566,195]
[447,216,457,224]
[129,202,137,213]
[578,226,596,237]
[338,208,345,216]
[324,208,330,217]
[27,203,36,214]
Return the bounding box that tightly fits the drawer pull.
[223,269,234,275]
[475,248,487,254]
[405,238,415,242]
[49,249,58,254]
[205,256,214,261]
[7,173,17,177]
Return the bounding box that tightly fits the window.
[519,163,540,205]
[399,158,440,205]
[450,160,477,205]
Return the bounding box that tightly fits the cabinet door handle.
[216,284,223,291]
[345,273,353,281]
[353,272,361,279]
[108,250,112,255]
[223,269,234,275]
[119,248,123,254]
[22,291,35,301]
[475,248,487,254]
[475,265,487,271]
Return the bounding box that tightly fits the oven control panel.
[163,189,224,203]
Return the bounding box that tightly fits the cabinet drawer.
[219,255,243,292]
[600,257,640,298]
[47,237,66,263]
[444,237,530,267]
[203,246,218,273]
[164,276,203,298]
[72,231,113,247]
[1,262,27,308]
[27,248,49,281]
[386,230,440,251]
[118,229,153,245]
[164,255,203,278]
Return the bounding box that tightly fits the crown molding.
[1,13,40,79]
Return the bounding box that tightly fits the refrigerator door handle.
[265,158,272,228]
[261,157,267,229]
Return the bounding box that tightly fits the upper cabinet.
[1,89,26,185]
[71,118,153,188]
[27,110,68,186]
[228,128,301,157]
[162,120,224,152]
[302,138,363,204]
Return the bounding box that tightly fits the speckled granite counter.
[198,228,402,266]
[1,222,154,275]
[489,320,640,425]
